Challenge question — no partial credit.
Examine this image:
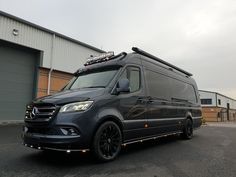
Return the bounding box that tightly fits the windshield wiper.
[79,86,106,89]
[150,97,169,101]
[171,97,192,104]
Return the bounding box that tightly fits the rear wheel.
[92,121,122,162]
[181,118,193,139]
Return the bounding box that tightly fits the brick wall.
[202,107,236,122]
[37,67,73,97]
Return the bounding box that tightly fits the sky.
[0,0,236,98]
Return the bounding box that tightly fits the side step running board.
[122,131,182,146]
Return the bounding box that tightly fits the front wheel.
[92,121,122,162]
[181,118,193,139]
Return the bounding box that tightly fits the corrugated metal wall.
[199,91,217,107]
[0,14,102,73]
[0,15,52,66]
[53,36,101,72]
[217,94,236,109]
[199,91,236,109]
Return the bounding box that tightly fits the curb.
[0,121,24,127]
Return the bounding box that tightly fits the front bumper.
[22,103,99,152]
[22,128,89,151]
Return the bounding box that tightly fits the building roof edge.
[0,10,105,53]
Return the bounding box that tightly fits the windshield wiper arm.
[80,86,106,89]
[171,97,191,104]
[151,97,169,101]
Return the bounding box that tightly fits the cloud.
[0,0,235,98]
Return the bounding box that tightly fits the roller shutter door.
[0,41,38,121]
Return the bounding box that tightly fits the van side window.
[171,79,197,103]
[145,69,197,103]
[145,70,171,100]
[120,66,140,92]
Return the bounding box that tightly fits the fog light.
[60,128,78,136]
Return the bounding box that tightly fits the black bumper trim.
[24,133,80,139]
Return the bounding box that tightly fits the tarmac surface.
[0,123,236,177]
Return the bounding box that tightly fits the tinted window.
[120,67,140,92]
[201,99,212,105]
[145,70,171,100]
[171,79,197,103]
[145,69,197,103]
[70,69,118,89]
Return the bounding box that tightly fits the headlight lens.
[59,101,93,113]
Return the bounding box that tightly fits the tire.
[181,118,193,139]
[92,121,122,162]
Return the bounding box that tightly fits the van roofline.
[79,48,194,79]
[132,47,193,77]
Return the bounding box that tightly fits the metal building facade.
[0,11,104,122]
[0,11,104,73]
[199,90,236,122]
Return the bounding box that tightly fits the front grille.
[25,103,57,121]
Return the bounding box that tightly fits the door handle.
[137,97,146,103]
[147,97,154,103]
[147,99,154,103]
[137,97,154,103]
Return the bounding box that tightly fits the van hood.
[33,88,105,105]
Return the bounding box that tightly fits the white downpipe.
[47,69,53,95]
[47,33,55,95]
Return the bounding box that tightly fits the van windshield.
[68,69,118,90]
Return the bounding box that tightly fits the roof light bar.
[84,52,115,66]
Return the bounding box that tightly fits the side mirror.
[116,78,130,93]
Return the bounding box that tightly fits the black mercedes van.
[22,47,202,161]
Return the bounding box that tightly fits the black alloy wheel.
[182,118,193,139]
[93,121,122,162]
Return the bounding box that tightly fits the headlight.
[59,101,93,113]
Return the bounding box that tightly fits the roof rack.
[132,47,193,76]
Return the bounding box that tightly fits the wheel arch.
[91,115,124,148]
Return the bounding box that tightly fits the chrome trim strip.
[124,116,202,123]
[124,118,184,123]
[148,118,185,121]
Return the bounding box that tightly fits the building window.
[201,99,212,105]
[218,99,221,105]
